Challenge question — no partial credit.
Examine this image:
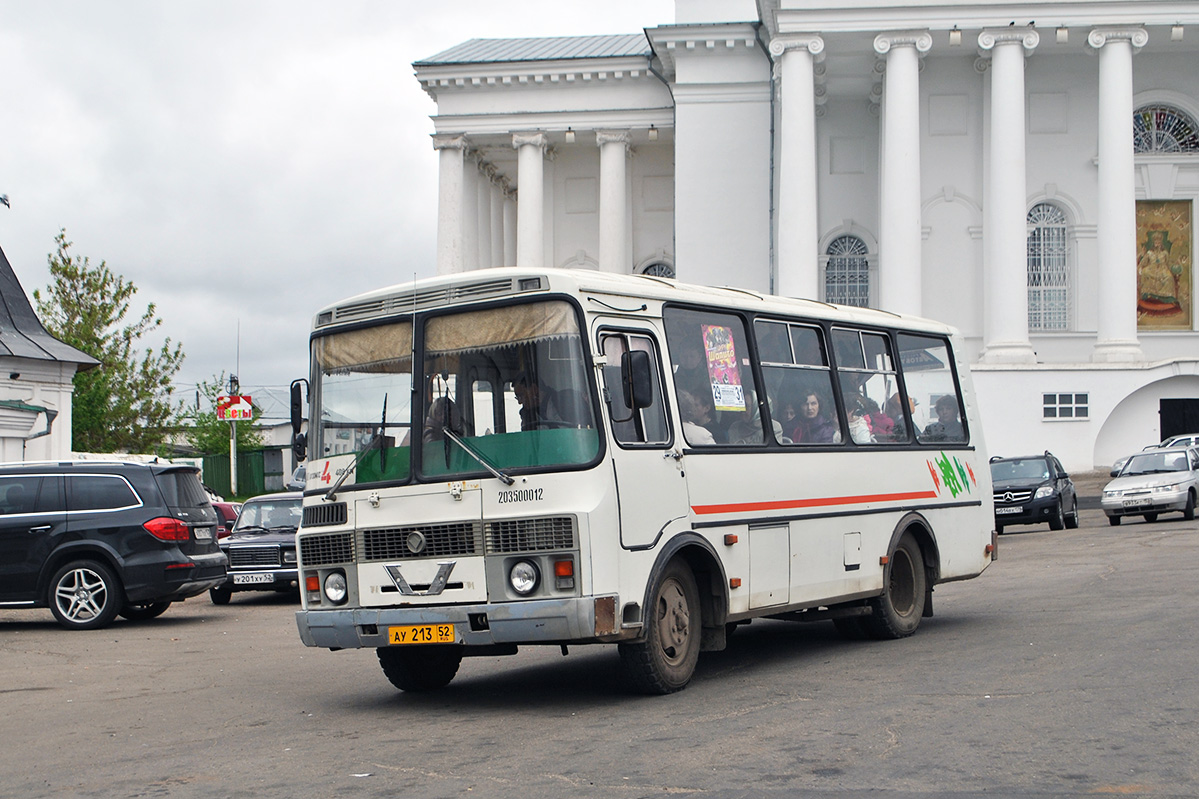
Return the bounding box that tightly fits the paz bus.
[290,267,995,695]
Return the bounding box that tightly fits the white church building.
[412,0,1199,471]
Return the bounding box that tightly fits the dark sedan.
[210,492,301,604]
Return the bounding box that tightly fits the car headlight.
[1034,485,1055,500]
[283,550,297,564]
[508,560,540,596]
[1103,489,1121,498]
[323,571,348,604]
[1152,483,1181,493]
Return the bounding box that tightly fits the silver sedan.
[1101,446,1199,525]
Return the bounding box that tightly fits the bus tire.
[862,533,926,640]
[377,645,463,692]
[619,560,701,695]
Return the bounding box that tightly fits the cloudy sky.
[0,0,674,407]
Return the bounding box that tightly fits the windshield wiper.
[442,428,515,485]
[325,395,389,501]
[232,525,267,535]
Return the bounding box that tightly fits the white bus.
[291,268,996,694]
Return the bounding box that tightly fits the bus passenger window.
[832,329,905,445]
[600,333,669,446]
[755,321,839,446]
[665,309,760,446]
[897,334,968,445]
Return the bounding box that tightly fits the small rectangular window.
[755,320,839,446]
[67,475,141,511]
[1043,392,1088,421]
[897,334,967,445]
[600,333,670,447]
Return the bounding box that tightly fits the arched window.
[1133,104,1199,153]
[1027,203,1070,331]
[824,235,870,307]
[641,262,675,279]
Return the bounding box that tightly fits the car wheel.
[118,601,172,621]
[862,533,927,640]
[209,584,233,605]
[1184,491,1196,521]
[1048,500,1066,531]
[1109,515,1122,526]
[619,559,702,694]
[1143,512,1159,523]
[377,645,463,692]
[48,560,123,630]
[1064,497,1080,529]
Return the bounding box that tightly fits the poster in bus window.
[702,324,746,411]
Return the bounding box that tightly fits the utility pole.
[228,374,239,496]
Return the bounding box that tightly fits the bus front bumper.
[296,594,628,650]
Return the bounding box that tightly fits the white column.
[1090,27,1147,362]
[476,160,493,269]
[513,132,548,269]
[432,134,468,275]
[597,130,631,273]
[489,179,504,268]
[460,151,480,272]
[874,31,931,316]
[502,186,517,267]
[769,34,824,300]
[979,28,1039,363]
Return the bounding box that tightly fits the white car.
[1101,446,1199,526]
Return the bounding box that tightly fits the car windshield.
[233,498,302,532]
[1122,451,1190,476]
[990,458,1049,481]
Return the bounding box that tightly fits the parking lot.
[2,480,1197,799]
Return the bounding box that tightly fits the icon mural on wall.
[1136,199,1193,331]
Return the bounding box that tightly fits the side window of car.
[67,475,141,511]
[0,476,41,515]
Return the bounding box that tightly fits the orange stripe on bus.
[691,490,940,516]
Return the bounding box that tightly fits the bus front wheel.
[619,560,701,695]
[863,533,926,640]
[377,645,463,692]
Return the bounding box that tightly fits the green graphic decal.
[936,452,964,497]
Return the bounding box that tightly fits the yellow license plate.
[387,624,455,645]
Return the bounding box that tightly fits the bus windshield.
[312,320,414,482]
[419,299,600,479]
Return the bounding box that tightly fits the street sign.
[216,395,254,421]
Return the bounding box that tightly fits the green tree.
[185,373,265,455]
[34,229,185,452]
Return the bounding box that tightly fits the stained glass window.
[825,235,870,307]
[1027,203,1070,331]
[1133,105,1199,153]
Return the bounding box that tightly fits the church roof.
[415,33,650,66]
[0,245,99,369]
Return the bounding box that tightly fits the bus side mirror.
[290,379,308,461]
[620,350,654,410]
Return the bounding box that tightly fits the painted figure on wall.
[1136,200,1193,331]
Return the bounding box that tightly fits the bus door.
[598,329,690,549]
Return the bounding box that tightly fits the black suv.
[209,492,301,604]
[0,460,228,629]
[990,451,1079,533]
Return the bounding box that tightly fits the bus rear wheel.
[377,645,463,692]
[862,533,927,640]
[619,560,701,695]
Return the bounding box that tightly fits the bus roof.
[311,267,958,337]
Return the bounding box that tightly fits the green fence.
[201,451,272,499]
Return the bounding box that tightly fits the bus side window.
[897,334,968,445]
[600,333,670,446]
[756,320,839,446]
[831,329,905,445]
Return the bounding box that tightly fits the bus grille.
[360,522,483,561]
[300,532,356,566]
[485,517,576,553]
[303,502,347,527]
[229,546,281,568]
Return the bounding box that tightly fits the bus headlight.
[509,560,540,596]
[324,571,348,604]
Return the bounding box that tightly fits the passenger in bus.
[678,389,716,445]
[727,391,784,445]
[885,393,913,441]
[863,396,893,440]
[787,390,837,444]
[923,395,965,441]
[672,338,710,400]
[844,393,875,444]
